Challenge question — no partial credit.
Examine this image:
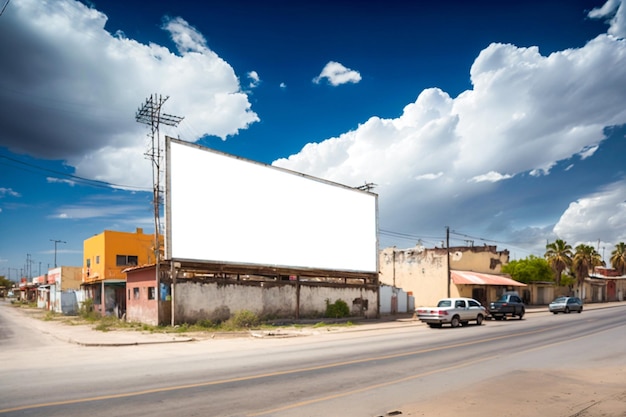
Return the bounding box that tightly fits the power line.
[0,0,10,17]
[0,153,151,191]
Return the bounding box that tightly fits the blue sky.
[1,0,625,281]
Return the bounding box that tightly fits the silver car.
[549,296,583,314]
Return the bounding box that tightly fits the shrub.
[225,310,260,329]
[325,299,350,318]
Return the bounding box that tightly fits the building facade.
[379,244,522,307]
[82,228,158,317]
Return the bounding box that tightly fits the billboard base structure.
[125,261,379,326]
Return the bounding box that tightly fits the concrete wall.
[379,246,454,307]
[379,285,415,314]
[174,280,378,324]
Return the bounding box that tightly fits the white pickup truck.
[415,297,487,328]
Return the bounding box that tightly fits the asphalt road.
[1,302,625,416]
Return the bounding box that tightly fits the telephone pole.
[136,95,183,323]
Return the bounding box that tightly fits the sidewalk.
[2,302,193,347]
[4,300,625,347]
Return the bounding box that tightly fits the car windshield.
[552,297,566,303]
[437,300,452,307]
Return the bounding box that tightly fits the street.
[1,302,625,416]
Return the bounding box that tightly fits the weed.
[324,299,350,318]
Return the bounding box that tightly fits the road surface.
[1,302,625,416]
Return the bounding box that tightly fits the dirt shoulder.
[396,366,626,417]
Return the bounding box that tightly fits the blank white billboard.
[165,138,378,273]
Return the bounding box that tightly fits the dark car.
[488,291,525,320]
[549,296,583,314]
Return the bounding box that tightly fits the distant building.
[379,244,524,307]
[82,228,159,317]
[36,266,82,314]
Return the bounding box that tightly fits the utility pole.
[446,226,451,298]
[50,239,66,268]
[136,94,183,324]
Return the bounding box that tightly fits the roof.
[451,270,526,287]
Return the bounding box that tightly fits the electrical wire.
[0,153,151,191]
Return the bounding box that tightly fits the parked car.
[549,296,583,314]
[415,297,487,328]
[488,291,525,320]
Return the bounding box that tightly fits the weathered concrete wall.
[379,247,455,307]
[298,284,377,318]
[449,245,509,273]
[174,281,378,323]
[379,285,414,314]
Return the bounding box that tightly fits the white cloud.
[554,180,626,246]
[0,188,20,198]
[276,18,626,252]
[470,171,512,183]
[313,61,362,86]
[47,177,76,187]
[280,82,287,89]
[589,0,626,38]
[0,0,259,190]
[247,71,261,88]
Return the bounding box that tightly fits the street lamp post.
[50,239,67,268]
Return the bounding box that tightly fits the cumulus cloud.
[276,11,626,251]
[0,0,259,189]
[313,61,362,86]
[589,0,626,38]
[554,180,626,247]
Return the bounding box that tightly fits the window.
[86,258,91,268]
[116,255,139,266]
[148,287,156,300]
[96,255,100,264]
[133,287,140,300]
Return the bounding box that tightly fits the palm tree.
[545,239,573,286]
[610,242,626,275]
[572,244,604,289]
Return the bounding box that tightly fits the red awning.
[451,270,526,286]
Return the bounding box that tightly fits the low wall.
[174,280,378,324]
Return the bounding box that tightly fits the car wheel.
[518,309,525,320]
[565,307,570,314]
[476,314,484,326]
[577,308,582,313]
[451,316,460,328]
[552,311,558,314]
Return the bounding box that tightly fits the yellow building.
[82,228,159,316]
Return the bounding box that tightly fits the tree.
[0,275,14,289]
[502,255,553,283]
[572,244,604,288]
[610,242,626,275]
[545,239,573,286]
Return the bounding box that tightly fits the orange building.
[82,228,160,317]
